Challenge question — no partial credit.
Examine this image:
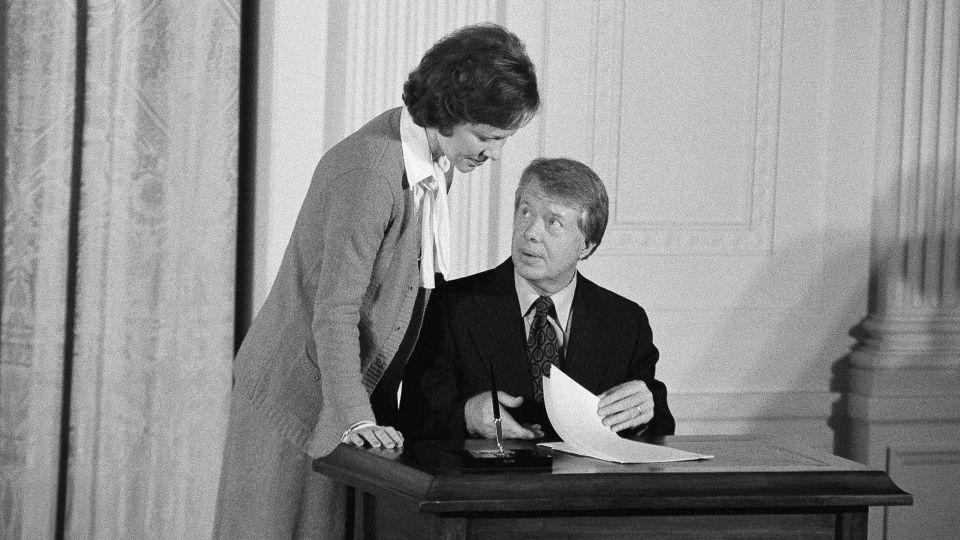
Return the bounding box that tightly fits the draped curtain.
[1,1,239,537]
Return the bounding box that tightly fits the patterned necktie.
[527,296,561,402]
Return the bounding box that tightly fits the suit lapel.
[562,274,611,393]
[466,260,529,394]
[461,263,615,396]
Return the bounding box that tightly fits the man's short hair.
[515,158,609,258]
[402,23,539,135]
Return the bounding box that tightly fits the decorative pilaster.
[846,1,960,538]
[333,0,501,279]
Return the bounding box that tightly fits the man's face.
[436,123,517,173]
[511,177,593,295]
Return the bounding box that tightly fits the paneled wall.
[254,2,958,537]
[530,0,859,452]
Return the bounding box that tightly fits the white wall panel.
[885,445,960,539]
[253,2,329,311]
[516,2,864,442]
[608,1,781,255]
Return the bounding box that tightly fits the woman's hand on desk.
[597,380,654,432]
[342,422,404,450]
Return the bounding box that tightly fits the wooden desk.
[315,435,911,539]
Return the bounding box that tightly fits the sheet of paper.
[541,366,712,463]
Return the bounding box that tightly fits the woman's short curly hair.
[403,23,539,135]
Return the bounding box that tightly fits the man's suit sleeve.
[628,306,676,437]
[398,292,468,440]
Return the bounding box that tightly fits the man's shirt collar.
[514,270,577,330]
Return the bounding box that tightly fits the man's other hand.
[464,392,544,439]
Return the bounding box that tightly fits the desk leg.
[353,490,373,540]
[836,509,868,540]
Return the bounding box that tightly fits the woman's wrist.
[341,420,376,443]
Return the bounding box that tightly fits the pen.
[490,370,505,454]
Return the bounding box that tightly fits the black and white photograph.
[1,1,957,538]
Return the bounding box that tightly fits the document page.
[540,366,712,463]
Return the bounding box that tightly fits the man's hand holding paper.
[598,380,654,432]
[543,366,711,463]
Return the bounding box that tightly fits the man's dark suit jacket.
[398,258,675,441]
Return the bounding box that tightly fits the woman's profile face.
[435,123,518,173]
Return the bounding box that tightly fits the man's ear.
[579,241,597,260]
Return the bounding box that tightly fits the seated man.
[399,157,675,441]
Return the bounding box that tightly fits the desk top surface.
[315,435,912,513]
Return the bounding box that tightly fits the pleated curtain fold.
[1,1,239,537]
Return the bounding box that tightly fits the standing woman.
[214,24,539,538]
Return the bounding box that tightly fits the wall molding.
[600,0,784,255]
[849,364,960,397]
[887,444,960,470]
[847,394,960,422]
[670,390,834,421]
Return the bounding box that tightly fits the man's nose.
[481,139,506,161]
[524,218,543,240]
